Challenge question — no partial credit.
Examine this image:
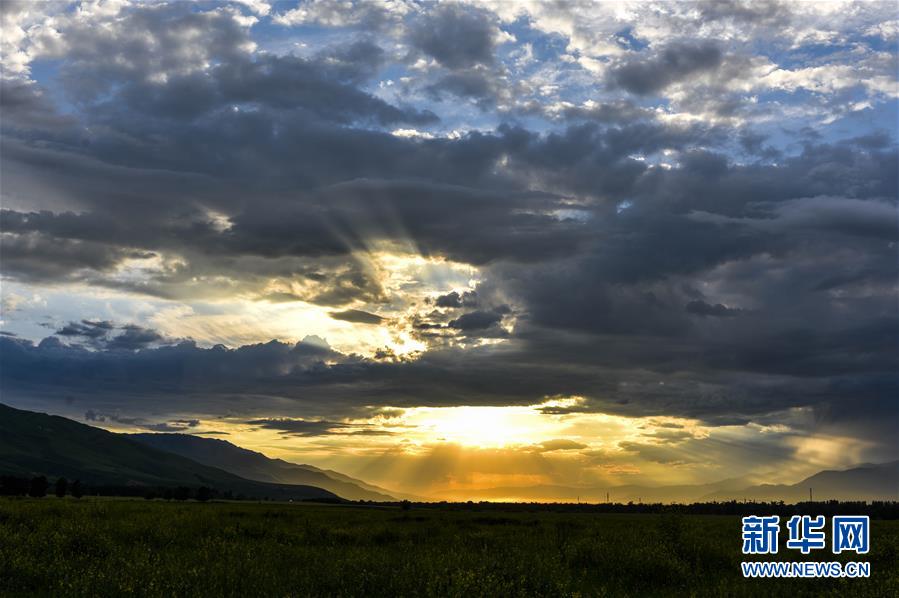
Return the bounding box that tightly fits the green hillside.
[0,403,337,501]
[130,432,400,501]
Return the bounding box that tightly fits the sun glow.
[141,248,482,357]
[404,405,546,448]
[376,397,666,451]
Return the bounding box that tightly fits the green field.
[1,499,896,597]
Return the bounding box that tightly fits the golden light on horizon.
[71,395,857,499]
[360,397,690,452]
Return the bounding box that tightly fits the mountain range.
[0,403,337,501]
[129,432,404,501]
[703,461,899,503]
[2,403,896,503]
[430,462,898,503]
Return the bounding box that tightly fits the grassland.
[1,498,897,597]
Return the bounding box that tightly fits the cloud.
[56,320,115,339]
[408,4,500,69]
[246,417,391,437]
[425,69,499,108]
[685,301,744,318]
[434,290,477,308]
[84,409,201,432]
[618,440,696,465]
[608,41,724,95]
[52,320,167,351]
[448,309,505,331]
[535,439,588,452]
[246,417,347,436]
[330,309,384,325]
[272,0,401,28]
[0,0,897,484]
[105,325,164,351]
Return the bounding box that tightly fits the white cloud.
[390,128,434,139]
[232,0,271,16]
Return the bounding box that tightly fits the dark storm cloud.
[84,409,200,432]
[3,328,896,438]
[0,232,153,283]
[52,321,166,351]
[0,79,74,131]
[56,320,115,338]
[1,94,726,282]
[0,171,591,290]
[434,290,477,309]
[3,77,896,345]
[206,53,437,126]
[314,38,387,85]
[93,48,437,127]
[246,418,348,437]
[448,309,504,331]
[222,179,588,266]
[425,70,497,108]
[3,115,896,391]
[685,300,745,318]
[330,309,384,325]
[609,41,723,95]
[142,420,201,432]
[408,3,498,69]
[105,325,164,351]
[245,417,390,437]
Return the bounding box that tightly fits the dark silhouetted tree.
[55,477,68,498]
[0,476,29,496]
[173,486,190,501]
[71,479,84,498]
[28,476,48,497]
[400,499,412,511]
[196,486,212,502]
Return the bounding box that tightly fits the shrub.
[28,476,48,498]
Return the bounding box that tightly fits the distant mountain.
[130,433,400,501]
[704,461,899,503]
[430,477,756,504]
[307,465,419,501]
[430,462,899,504]
[0,403,337,501]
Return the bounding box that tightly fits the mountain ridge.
[0,403,338,501]
[129,432,405,501]
[703,460,899,502]
[428,462,898,503]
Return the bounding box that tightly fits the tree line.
[0,475,217,501]
[0,475,84,498]
[385,499,899,519]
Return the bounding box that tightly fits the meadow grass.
[1,498,896,597]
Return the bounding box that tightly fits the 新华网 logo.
[740,515,870,578]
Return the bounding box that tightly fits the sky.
[0,0,897,500]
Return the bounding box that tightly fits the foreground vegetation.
[1,498,897,597]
